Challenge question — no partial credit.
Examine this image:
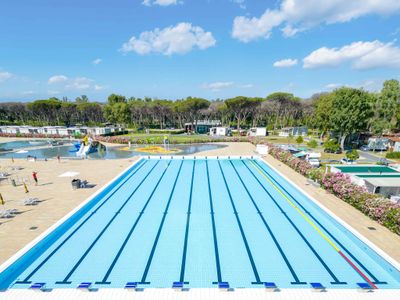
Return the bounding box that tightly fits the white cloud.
[94,84,105,91]
[231,0,246,9]
[203,81,234,91]
[232,0,400,42]
[232,10,284,42]
[92,58,102,65]
[48,75,101,91]
[65,77,94,90]
[239,83,254,88]
[273,58,298,67]
[303,40,400,70]
[142,0,181,6]
[0,71,13,82]
[121,22,216,55]
[48,75,68,84]
[47,90,60,95]
[325,83,342,90]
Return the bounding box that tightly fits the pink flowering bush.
[266,143,400,235]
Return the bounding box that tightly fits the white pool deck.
[1,287,400,300]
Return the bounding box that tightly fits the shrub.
[386,152,400,159]
[307,139,318,148]
[324,139,340,152]
[346,149,359,160]
[296,136,304,144]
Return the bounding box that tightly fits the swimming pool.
[1,157,399,290]
[0,141,226,159]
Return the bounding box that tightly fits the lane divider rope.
[249,160,378,289]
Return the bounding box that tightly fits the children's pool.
[0,157,399,290]
[0,141,226,159]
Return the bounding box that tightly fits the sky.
[0,0,400,102]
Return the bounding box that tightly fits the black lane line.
[253,160,386,285]
[139,160,184,284]
[55,160,165,284]
[217,160,262,285]
[179,160,196,283]
[16,159,148,284]
[243,160,346,285]
[96,160,179,285]
[206,160,222,284]
[229,160,306,285]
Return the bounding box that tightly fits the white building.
[279,126,308,137]
[209,127,232,136]
[247,127,267,137]
[330,164,400,197]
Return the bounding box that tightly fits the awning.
[364,177,400,187]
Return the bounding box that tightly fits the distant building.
[209,127,232,136]
[184,120,221,134]
[247,127,267,137]
[0,125,123,137]
[388,137,400,152]
[279,126,308,137]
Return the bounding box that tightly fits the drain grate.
[367,226,376,230]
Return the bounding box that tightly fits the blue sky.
[0,0,400,102]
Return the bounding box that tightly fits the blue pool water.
[1,157,399,290]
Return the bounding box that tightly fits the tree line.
[0,79,399,138]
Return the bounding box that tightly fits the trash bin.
[11,179,16,187]
[71,179,81,190]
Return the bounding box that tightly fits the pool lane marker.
[249,160,378,289]
[16,159,149,285]
[139,160,184,284]
[55,160,167,285]
[253,160,386,285]
[96,160,176,285]
[229,160,306,285]
[242,160,345,285]
[205,160,223,284]
[217,160,262,285]
[179,160,196,284]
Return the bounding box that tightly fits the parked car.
[341,158,356,165]
[377,158,389,166]
[360,145,370,151]
[307,158,321,167]
[324,148,342,154]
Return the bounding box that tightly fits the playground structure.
[75,136,106,157]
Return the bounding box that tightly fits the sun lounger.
[29,282,46,292]
[124,282,138,291]
[357,282,372,292]
[0,210,13,218]
[23,198,39,206]
[310,282,326,292]
[264,282,278,292]
[77,282,93,291]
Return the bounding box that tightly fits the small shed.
[209,127,232,136]
[247,127,267,137]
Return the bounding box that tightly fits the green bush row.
[386,152,400,159]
